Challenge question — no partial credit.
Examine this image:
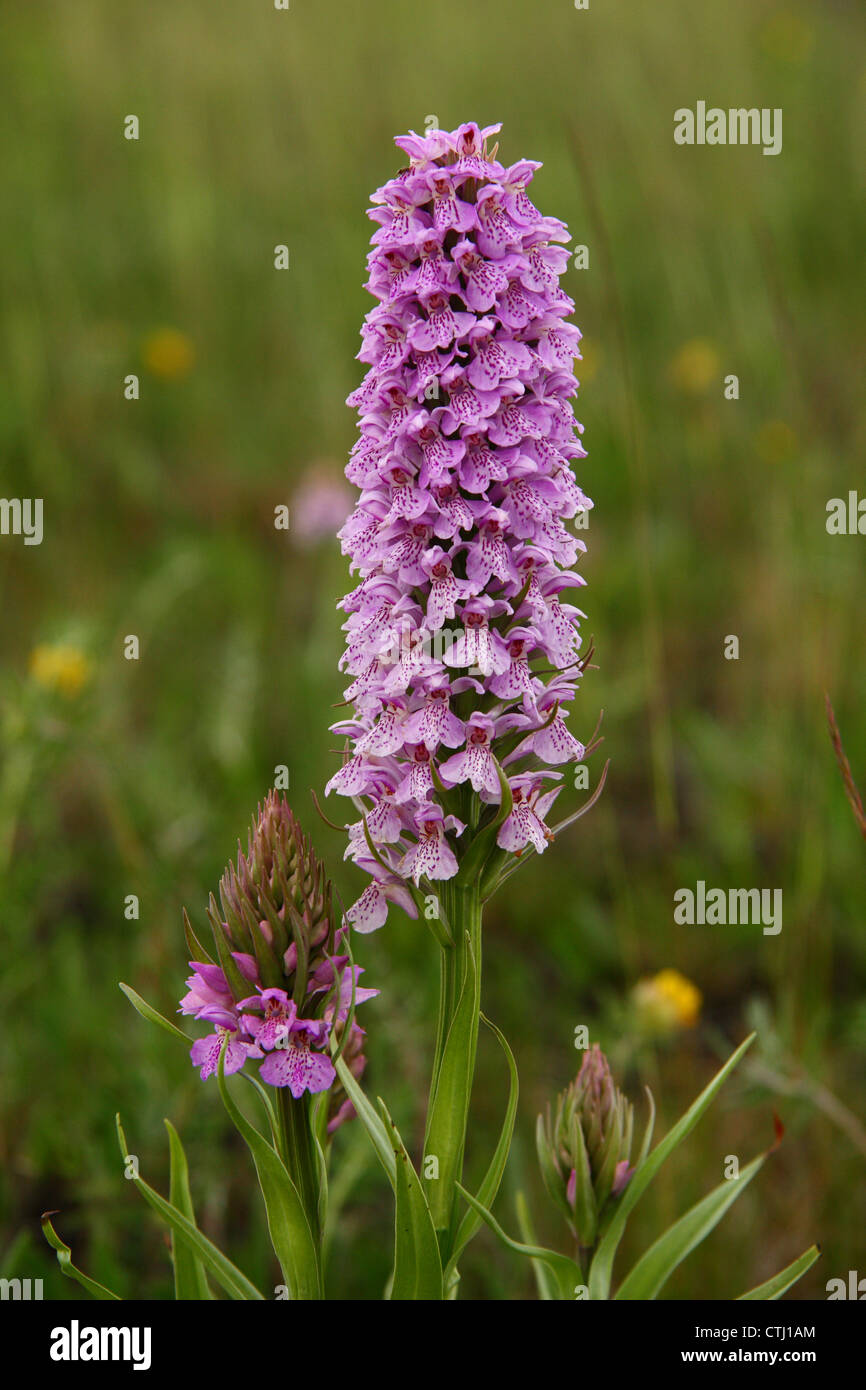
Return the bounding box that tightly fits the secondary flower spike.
[180,791,376,1110]
[327,122,593,930]
[537,1044,634,1248]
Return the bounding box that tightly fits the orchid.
[323,120,603,1258]
[44,123,817,1310]
[329,120,594,935]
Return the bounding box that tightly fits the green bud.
[537,1045,634,1247]
[201,791,336,1004]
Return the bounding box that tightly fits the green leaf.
[636,1086,656,1165]
[115,1115,263,1300]
[615,1152,765,1300]
[514,1190,559,1301]
[330,1041,396,1191]
[239,898,284,990]
[215,1049,321,1300]
[737,1245,820,1300]
[313,1134,329,1241]
[41,1214,121,1301]
[455,1182,581,1300]
[164,1121,211,1300]
[240,1072,283,1151]
[570,1117,597,1247]
[183,907,215,967]
[118,983,190,1045]
[536,1116,573,1232]
[379,1099,443,1300]
[423,935,478,1232]
[588,1033,755,1300]
[207,904,253,1000]
[447,1013,518,1277]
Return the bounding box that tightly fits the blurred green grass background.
[1,0,864,1299]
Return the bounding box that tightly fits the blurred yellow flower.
[141,327,195,380]
[632,968,702,1033]
[578,339,601,384]
[29,644,92,699]
[667,339,720,396]
[755,418,797,465]
[760,12,814,65]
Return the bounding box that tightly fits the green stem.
[279,1089,322,1256]
[450,878,482,1248]
[424,874,483,1260]
[428,923,457,1106]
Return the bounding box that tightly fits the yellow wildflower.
[632,968,702,1033]
[29,644,92,699]
[141,327,195,380]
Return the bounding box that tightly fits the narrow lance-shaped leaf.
[115,1115,263,1301]
[206,899,252,1000]
[737,1245,821,1301]
[588,1033,756,1300]
[165,1121,211,1300]
[535,1112,571,1226]
[329,1036,396,1190]
[615,1152,766,1300]
[514,1191,559,1301]
[183,908,215,967]
[119,982,189,1045]
[215,1044,322,1301]
[487,760,611,898]
[41,1214,121,1301]
[379,1100,443,1301]
[570,1115,597,1247]
[455,1182,582,1301]
[447,1013,519,1277]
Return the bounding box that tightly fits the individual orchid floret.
[496,773,562,854]
[179,958,254,1023]
[345,859,419,934]
[439,714,501,795]
[190,1025,263,1082]
[399,802,463,884]
[239,988,336,1098]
